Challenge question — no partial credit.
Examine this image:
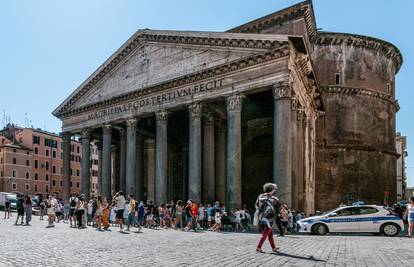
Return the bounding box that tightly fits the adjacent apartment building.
[0,124,99,199]
[396,132,408,201]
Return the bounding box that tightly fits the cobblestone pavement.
[0,215,413,267]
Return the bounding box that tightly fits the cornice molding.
[56,46,290,119]
[319,85,400,111]
[315,32,403,73]
[228,1,317,41]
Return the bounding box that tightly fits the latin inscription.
[88,78,225,120]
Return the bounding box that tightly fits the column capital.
[155,110,169,122]
[226,94,245,111]
[81,129,91,139]
[203,112,215,126]
[144,138,155,149]
[126,118,137,128]
[62,132,72,141]
[297,110,306,121]
[188,102,202,118]
[118,128,126,137]
[102,124,112,135]
[273,81,292,100]
[291,97,301,111]
[217,120,227,132]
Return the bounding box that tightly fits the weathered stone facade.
[53,1,402,214]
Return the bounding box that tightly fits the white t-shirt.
[408,203,414,214]
[116,195,126,210]
[215,212,221,224]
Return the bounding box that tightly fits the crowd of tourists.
[37,191,261,233]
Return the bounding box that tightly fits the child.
[210,211,222,232]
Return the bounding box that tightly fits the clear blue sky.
[1,0,413,185]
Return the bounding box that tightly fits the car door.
[327,207,360,232]
[355,206,380,232]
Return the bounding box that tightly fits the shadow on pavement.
[273,252,327,262]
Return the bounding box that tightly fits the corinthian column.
[145,138,155,203]
[101,124,112,198]
[215,120,226,204]
[81,129,91,198]
[188,103,202,203]
[62,132,71,200]
[203,112,215,203]
[126,118,137,196]
[119,128,126,193]
[155,111,168,205]
[226,94,244,210]
[273,82,292,206]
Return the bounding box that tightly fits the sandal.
[256,248,265,253]
[272,247,280,253]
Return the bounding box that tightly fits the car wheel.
[314,224,328,235]
[381,223,400,237]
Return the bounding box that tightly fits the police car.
[298,205,404,236]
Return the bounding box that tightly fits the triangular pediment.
[53,30,288,117]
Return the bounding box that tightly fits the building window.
[52,165,56,174]
[0,170,3,177]
[46,150,49,157]
[26,160,30,166]
[34,184,38,192]
[45,174,49,181]
[34,173,38,180]
[60,180,62,186]
[70,169,73,175]
[34,147,38,154]
[13,149,16,153]
[12,170,17,177]
[35,160,38,169]
[77,146,80,154]
[46,162,49,170]
[26,152,29,155]
[71,144,74,153]
[76,182,80,188]
[335,73,341,85]
[52,150,56,158]
[25,184,30,191]
[52,180,56,186]
[71,155,74,161]
[70,181,72,187]
[12,183,17,190]
[26,172,29,179]
[45,185,49,193]
[13,158,16,164]
[0,158,3,164]
[33,135,40,145]
[76,169,80,176]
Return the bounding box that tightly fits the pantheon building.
[53,1,402,214]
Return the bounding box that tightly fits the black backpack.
[70,197,76,207]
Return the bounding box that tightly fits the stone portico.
[53,29,321,213]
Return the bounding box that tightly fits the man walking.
[114,191,126,232]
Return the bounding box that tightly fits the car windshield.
[322,208,338,215]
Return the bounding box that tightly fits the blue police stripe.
[314,216,401,224]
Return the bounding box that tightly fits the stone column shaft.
[273,82,292,206]
[155,111,168,205]
[215,121,226,204]
[203,113,215,203]
[126,119,137,195]
[62,132,71,201]
[188,103,202,203]
[81,129,91,198]
[226,95,244,210]
[145,138,155,203]
[119,129,126,193]
[101,124,112,198]
[96,141,102,195]
[136,132,144,201]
